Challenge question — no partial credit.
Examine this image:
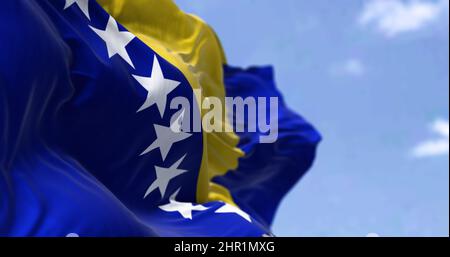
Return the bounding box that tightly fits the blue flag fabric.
[0,0,320,237]
[215,66,322,227]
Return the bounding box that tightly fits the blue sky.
[175,0,449,236]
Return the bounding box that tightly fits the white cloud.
[412,119,449,158]
[331,58,366,77]
[359,0,449,37]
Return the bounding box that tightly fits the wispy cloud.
[412,119,449,158]
[359,0,449,37]
[330,58,366,77]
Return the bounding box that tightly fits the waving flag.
[0,0,320,237]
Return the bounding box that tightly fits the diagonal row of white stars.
[64,0,189,199]
[63,0,252,223]
[89,16,187,199]
[68,1,180,118]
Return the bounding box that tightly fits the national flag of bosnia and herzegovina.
[0,0,321,237]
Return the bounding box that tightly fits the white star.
[215,203,252,223]
[140,122,192,160]
[144,155,189,199]
[64,0,90,20]
[132,56,181,116]
[66,233,80,237]
[90,16,136,68]
[159,192,208,220]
